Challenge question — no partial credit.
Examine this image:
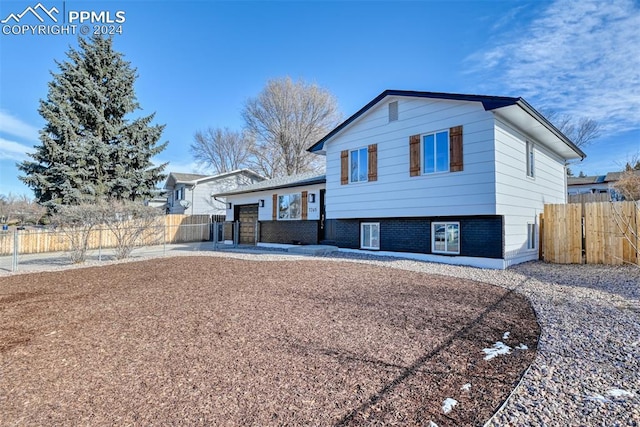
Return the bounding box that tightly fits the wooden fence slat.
[544,201,638,265]
[0,214,211,256]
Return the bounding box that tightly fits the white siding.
[167,173,262,215]
[325,97,498,219]
[224,183,325,222]
[494,118,567,265]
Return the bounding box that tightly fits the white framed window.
[526,141,535,178]
[278,193,301,220]
[361,222,380,250]
[432,222,460,254]
[527,223,536,250]
[350,147,368,183]
[423,130,449,174]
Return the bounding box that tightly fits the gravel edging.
[2,248,639,425]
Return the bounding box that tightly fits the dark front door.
[236,204,258,244]
[318,189,326,241]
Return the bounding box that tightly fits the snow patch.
[584,393,612,403]
[461,383,471,391]
[429,422,438,427]
[482,341,512,360]
[502,331,510,340]
[442,398,458,414]
[516,343,528,350]
[607,388,635,398]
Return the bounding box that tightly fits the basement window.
[361,222,380,250]
[432,222,460,254]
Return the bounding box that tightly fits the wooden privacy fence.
[541,201,639,265]
[0,214,211,256]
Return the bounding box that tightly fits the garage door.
[237,204,258,244]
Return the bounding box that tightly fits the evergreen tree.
[18,35,167,209]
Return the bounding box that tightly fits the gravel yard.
[1,256,537,426]
[1,250,639,426]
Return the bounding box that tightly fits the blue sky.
[1,0,639,197]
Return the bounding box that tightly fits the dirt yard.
[0,257,539,426]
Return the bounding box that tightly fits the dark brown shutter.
[272,194,277,220]
[301,191,308,220]
[368,144,378,182]
[449,125,463,172]
[409,134,421,176]
[340,150,349,185]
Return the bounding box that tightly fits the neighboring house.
[164,170,265,215]
[218,90,586,269]
[216,172,326,245]
[568,171,640,200]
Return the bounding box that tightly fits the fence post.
[98,227,103,261]
[163,222,166,256]
[234,220,239,247]
[11,229,18,272]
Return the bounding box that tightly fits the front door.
[236,204,259,245]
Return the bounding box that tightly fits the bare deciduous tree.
[0,194,47,226]
[191,127,255,174]
[242,76,341,177]
[98,200,162,259]
[50,204,103,263]
[613,164,640,201]
[542,110,601,148]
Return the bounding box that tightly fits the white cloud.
[0,111,39,141]
[0,138,36,161]
[467,0,640,134]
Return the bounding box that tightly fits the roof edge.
[307,90,521,153]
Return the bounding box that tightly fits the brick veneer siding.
[260,220,319,245]
[324,216,503,259]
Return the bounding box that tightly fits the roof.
[214,172,326,197]
[567,175,605,185]
[169,172,209,183]
[307,89,586,161]
[164,169,265,189]
[605,170,640,182]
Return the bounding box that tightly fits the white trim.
[432,221,460,255]
[349,147,369,183]
[421,129,450,175]
[360,222,380,250]
[257,242,298,250]
[338,249,507,269]
[277,193,302,221]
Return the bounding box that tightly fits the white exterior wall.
[324,97,498,219]
[493,118,567,265]
[169,174,261,215]
[224,183,325,222]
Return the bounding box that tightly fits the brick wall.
[260,221,319,245]
[324,216,503,258]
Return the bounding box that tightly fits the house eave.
[308,89,586,161]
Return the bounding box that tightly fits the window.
[175,187,184,201]
[527,223,536,250]
[361,222,380,250]
[432,222,460,254]
[388,101,398,122]
[278,193,301,220]
[526,141,535,178]
[350,147,368,183]
[423,130,449,174]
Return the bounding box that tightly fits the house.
[164,169,265,215]
[568,170,639,200]
[217,90,586,269]
[215,172,326,245]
